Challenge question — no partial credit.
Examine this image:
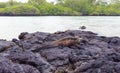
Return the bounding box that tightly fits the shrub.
[0,4,39,15]
[0,2,7,8]
[38,4,80,16]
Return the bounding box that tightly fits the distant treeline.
[0,0,120,16]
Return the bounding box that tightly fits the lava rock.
[0,30,120,73]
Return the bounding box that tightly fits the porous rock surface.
[0,30,120,73]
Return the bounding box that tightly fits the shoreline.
[0,15,120,16]
[0,30,120,73]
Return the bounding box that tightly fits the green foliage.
[59,0,120,16]
[8,0,14,6]
[28,0,47,7]
[6,0,21,7]
[0,4,39,15]
[0,0,120,16]
[90,5,107,15]
[60,0,95,15]
[91,2,120,16]
[38,4,80,15]
[0,2,7,8]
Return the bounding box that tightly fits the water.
[0,16,120,40]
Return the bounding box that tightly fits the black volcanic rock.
[0,30,120,73]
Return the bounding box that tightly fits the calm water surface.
[0,16,120,40]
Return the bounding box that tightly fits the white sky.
[0,0,56,3]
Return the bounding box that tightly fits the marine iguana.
[32,36,82,52]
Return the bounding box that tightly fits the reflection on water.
[0,16,120,40]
